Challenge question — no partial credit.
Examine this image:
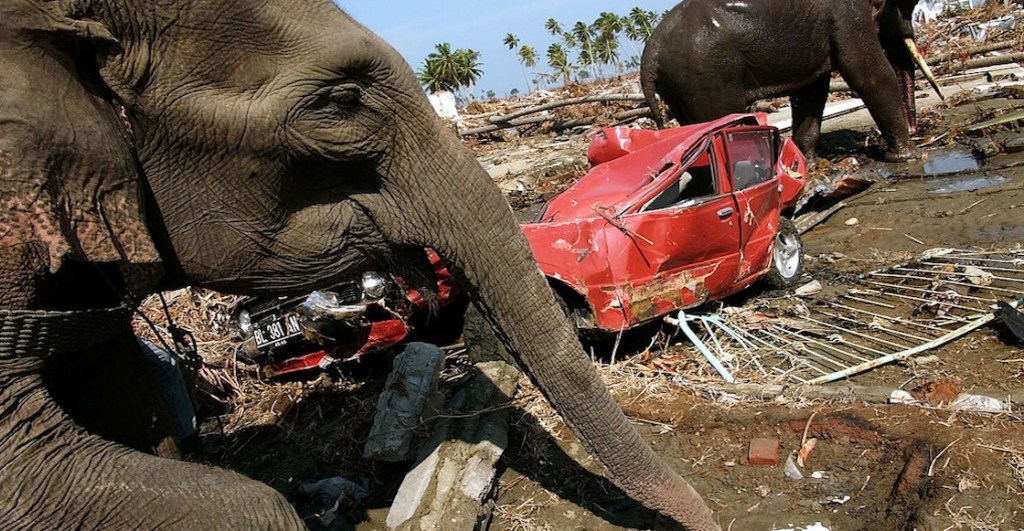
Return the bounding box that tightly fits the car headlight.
[361,271,388,299]
[237,309,253,336]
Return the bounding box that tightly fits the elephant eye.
[329,84,363,106]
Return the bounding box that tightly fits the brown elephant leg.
[790,75,831,161]
[44,333,181,458]
[0,354,305,529]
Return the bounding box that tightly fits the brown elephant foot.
[882,144,919,163]
[0,357,306,530]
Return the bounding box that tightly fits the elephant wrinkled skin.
[0,0,720,529]
[641,0,924,161]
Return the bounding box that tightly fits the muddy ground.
[178,83,1024,530]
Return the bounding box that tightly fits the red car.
[233,250,461,377]
[522,113,807,332]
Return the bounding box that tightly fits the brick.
[748,438,781,466]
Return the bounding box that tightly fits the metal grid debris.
[671,248,1024,384]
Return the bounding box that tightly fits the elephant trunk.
[391,139,720,529]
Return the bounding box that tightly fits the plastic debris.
[889,389,920,405]
[784,452,804,480]
[844,217,860,226]
[823,495,851,505]
[795,280,823,297]
[950,394,1005,413]
[962,265,994,287]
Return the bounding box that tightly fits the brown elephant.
[0,0,720,529]
[640,0,940,162]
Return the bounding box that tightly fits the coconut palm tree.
[418,42,458,93]
[546,43,572,85]
[503,33,519,50]
[627,7,660,41]
[454,48,483,99]
[418,43,483,99]
[544,18,563,38]
[593,12,624,74]
[517,44,538,93]
[504,33,535,95]
[571,21,598,78]
[594,32,622,75]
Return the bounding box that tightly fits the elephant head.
[0,0,720,529]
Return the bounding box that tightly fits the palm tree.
[454,48,483,99]
[418,42,459,93]
[593,12,624,74]
[517,44,538,93]
[627,7,659,41]
[594,32,622,75]
[546,43,572,85]
[504,33,534,95]
[571,21,598,78]
[502,33,519,50]
[544,18,563,38]
[418,43,483,98]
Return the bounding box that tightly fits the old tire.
[763,219,803,289]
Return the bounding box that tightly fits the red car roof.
[537,114,765,222]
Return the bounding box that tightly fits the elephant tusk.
[904,38,944,101]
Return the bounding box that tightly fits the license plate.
[252,314,303,349]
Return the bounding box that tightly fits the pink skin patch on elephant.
[900,69,917,135]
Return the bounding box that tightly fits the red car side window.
[727,130,776,191]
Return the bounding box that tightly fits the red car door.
[607,138,741,325]
[721,127,783,286]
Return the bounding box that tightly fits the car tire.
[763,219,803,289]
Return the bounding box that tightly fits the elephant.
[640,0,940,162]
[0,0,721,529]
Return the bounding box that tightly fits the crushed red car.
[522,113,807,332]
[232,250,461,377]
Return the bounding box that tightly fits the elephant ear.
[0,2,162,298]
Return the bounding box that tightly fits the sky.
[338,0,681,97]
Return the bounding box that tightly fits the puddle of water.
[867,146,981,179]
[975,225,1024,240]
[921,147,981,174]
[927,175,1009,195]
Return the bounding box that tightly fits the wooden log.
[487,94,648,124]
[927,41,1014,66]
[934,52,1024,75]
[363,343,446,462]
[385,360,521,531]
[460,107,652,137]
[829,46,1023,93]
